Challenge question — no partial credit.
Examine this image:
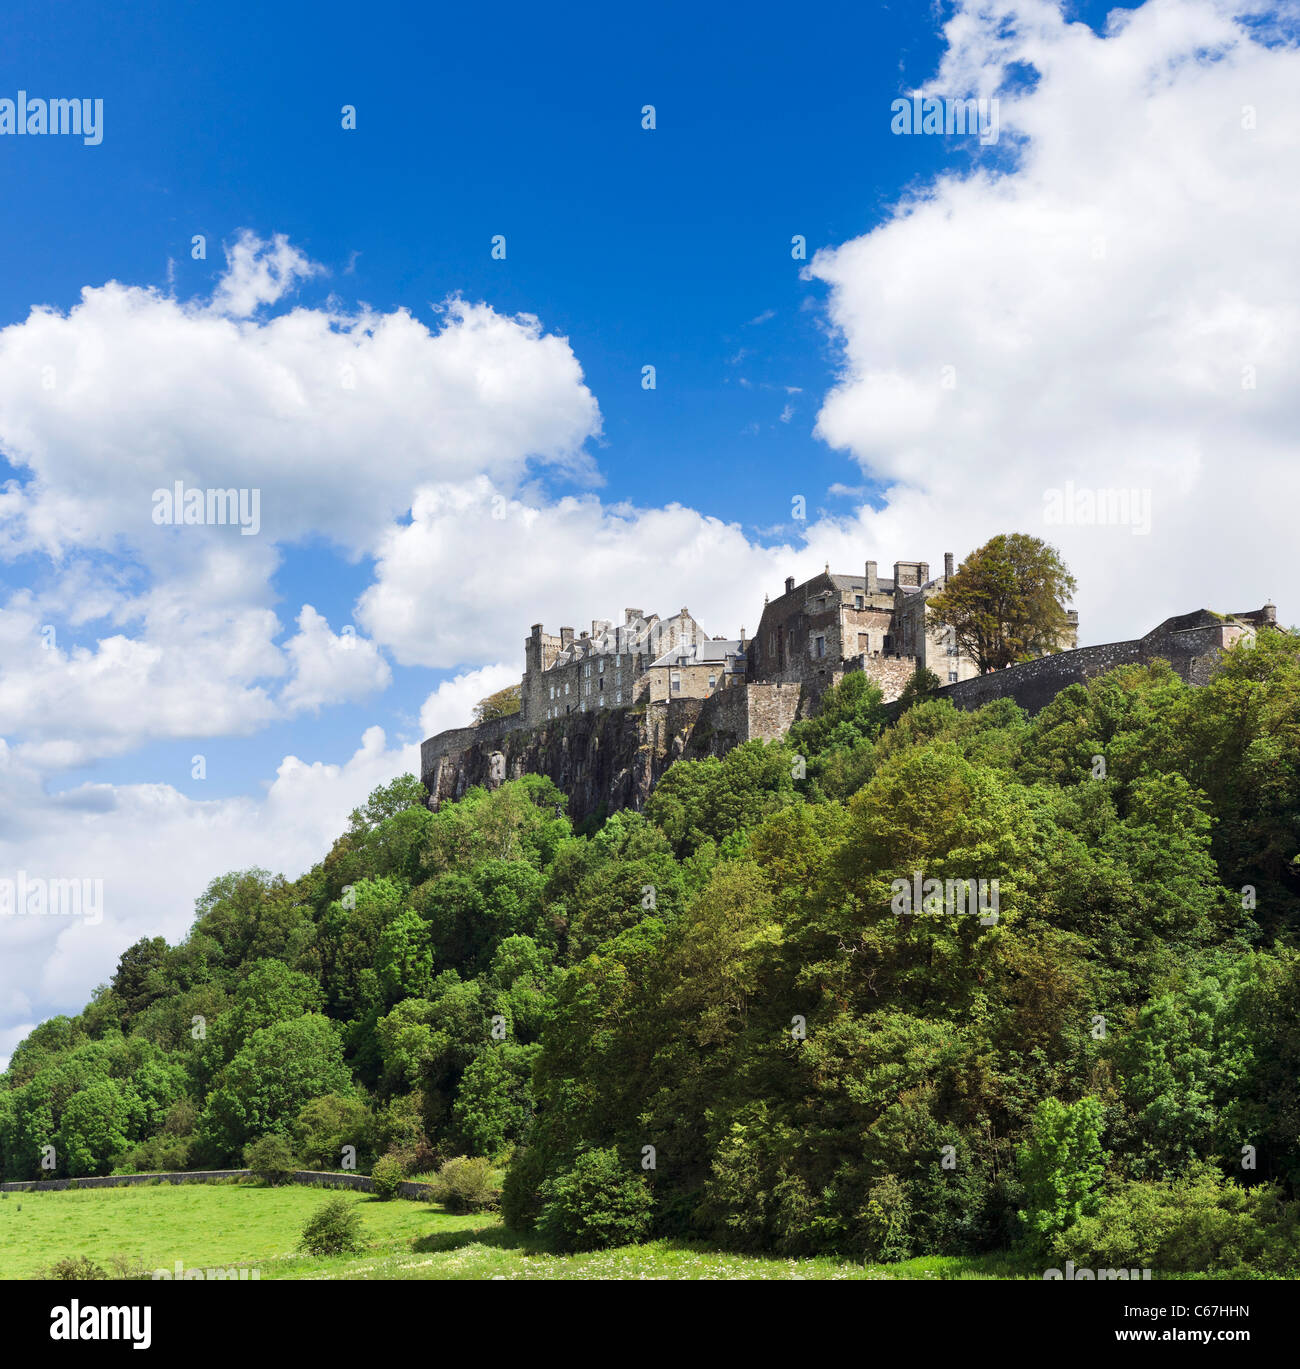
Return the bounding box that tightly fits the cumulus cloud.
[805,0,1300,639]
[418,662,523,738]
[0,233,601,561]
[281,605,392,713]
[358,478,808,667]
[0,726,419,1050]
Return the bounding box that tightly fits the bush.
[370,1153,403,1201]
[244,1134,297,1186]
[428,1156,503,1214]
[536,1148,654,1253]
[501,1147,549,1231]
[1052,1163,1300,1277]
[43,1255,108,1280]
[299,1195,365,1256]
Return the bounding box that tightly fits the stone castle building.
[520,552,1080,721]
[521,607,745,724]
[424,563,1278,821]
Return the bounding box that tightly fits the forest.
[4,627,1299,1274]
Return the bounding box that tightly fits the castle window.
[814,635,826,659]
[564,682,570,695]
[671,671,681,693]
[708,674,717,690]
[598,658,605,674]
[948,671,958,684]
[615,690,622,704]
[855,594,864,610]
[599,678,604,691]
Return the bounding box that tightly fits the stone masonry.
[421,552,1277,823]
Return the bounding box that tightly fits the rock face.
[422,698,707,823]
[421,682,806,823]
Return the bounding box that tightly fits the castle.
[519,553,1079,721]
[421,551,1276,821]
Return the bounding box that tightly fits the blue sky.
[2,0,1296,1054]
[0,0,1140,798]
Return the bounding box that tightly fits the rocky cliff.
[421,698,708,823]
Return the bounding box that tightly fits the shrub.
[43,1256,108,1280]
[244,1134,297,1186]
[1052,1163,1300,1277]
[536,1148,654,1253]
[428,1156,503,1214]
[299,1195,365,1256]
[858,1174,914,1263]
[1017,1097,1107,1253]
[501,1147,548,1231]
[370,1154,403,1201]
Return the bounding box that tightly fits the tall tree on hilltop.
[926,533,1077,673]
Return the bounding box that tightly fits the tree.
[536,1148,654,1251]
[245,1133,297,1185]
[300,1195,365,1255]
[111,937,170,1024]
[198,1015,353,1158]
[473,684,522,724]
[1017,1096,1108,1251]
[897,666,943,710]
[925,534,1076,673]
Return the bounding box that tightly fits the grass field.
[0,1182,1026,1280]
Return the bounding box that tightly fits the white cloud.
[419,663,522,738]
[209,230,323,318]
[281,605,392,713]
[0,233,601,561]
[806,0,1300,640]
[0,726,419,1044]
[358,478,811,668]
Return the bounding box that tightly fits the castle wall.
[936,621,1247,714]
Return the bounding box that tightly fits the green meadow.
[0,1182,1024,1281]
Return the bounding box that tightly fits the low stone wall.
[936,624,1242,716]
[0,1169,434,1200]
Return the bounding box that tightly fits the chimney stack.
[560,626,574,647]
[944,551,954,579]
[784,576,795,594]
[865,560,878,595]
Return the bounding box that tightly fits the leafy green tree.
[57,1078,137,1176]
[110,937,170,1024]
[897,666,943,711]
[198,1015,352,1159]
[925,533,1076,673]
[370,1153,404,1199]
[472,684,522,723]
[292,1093,374,1171]
[300,1195,365,1255]
[1017,1097,1108,1252]
[376,908,434,1004]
